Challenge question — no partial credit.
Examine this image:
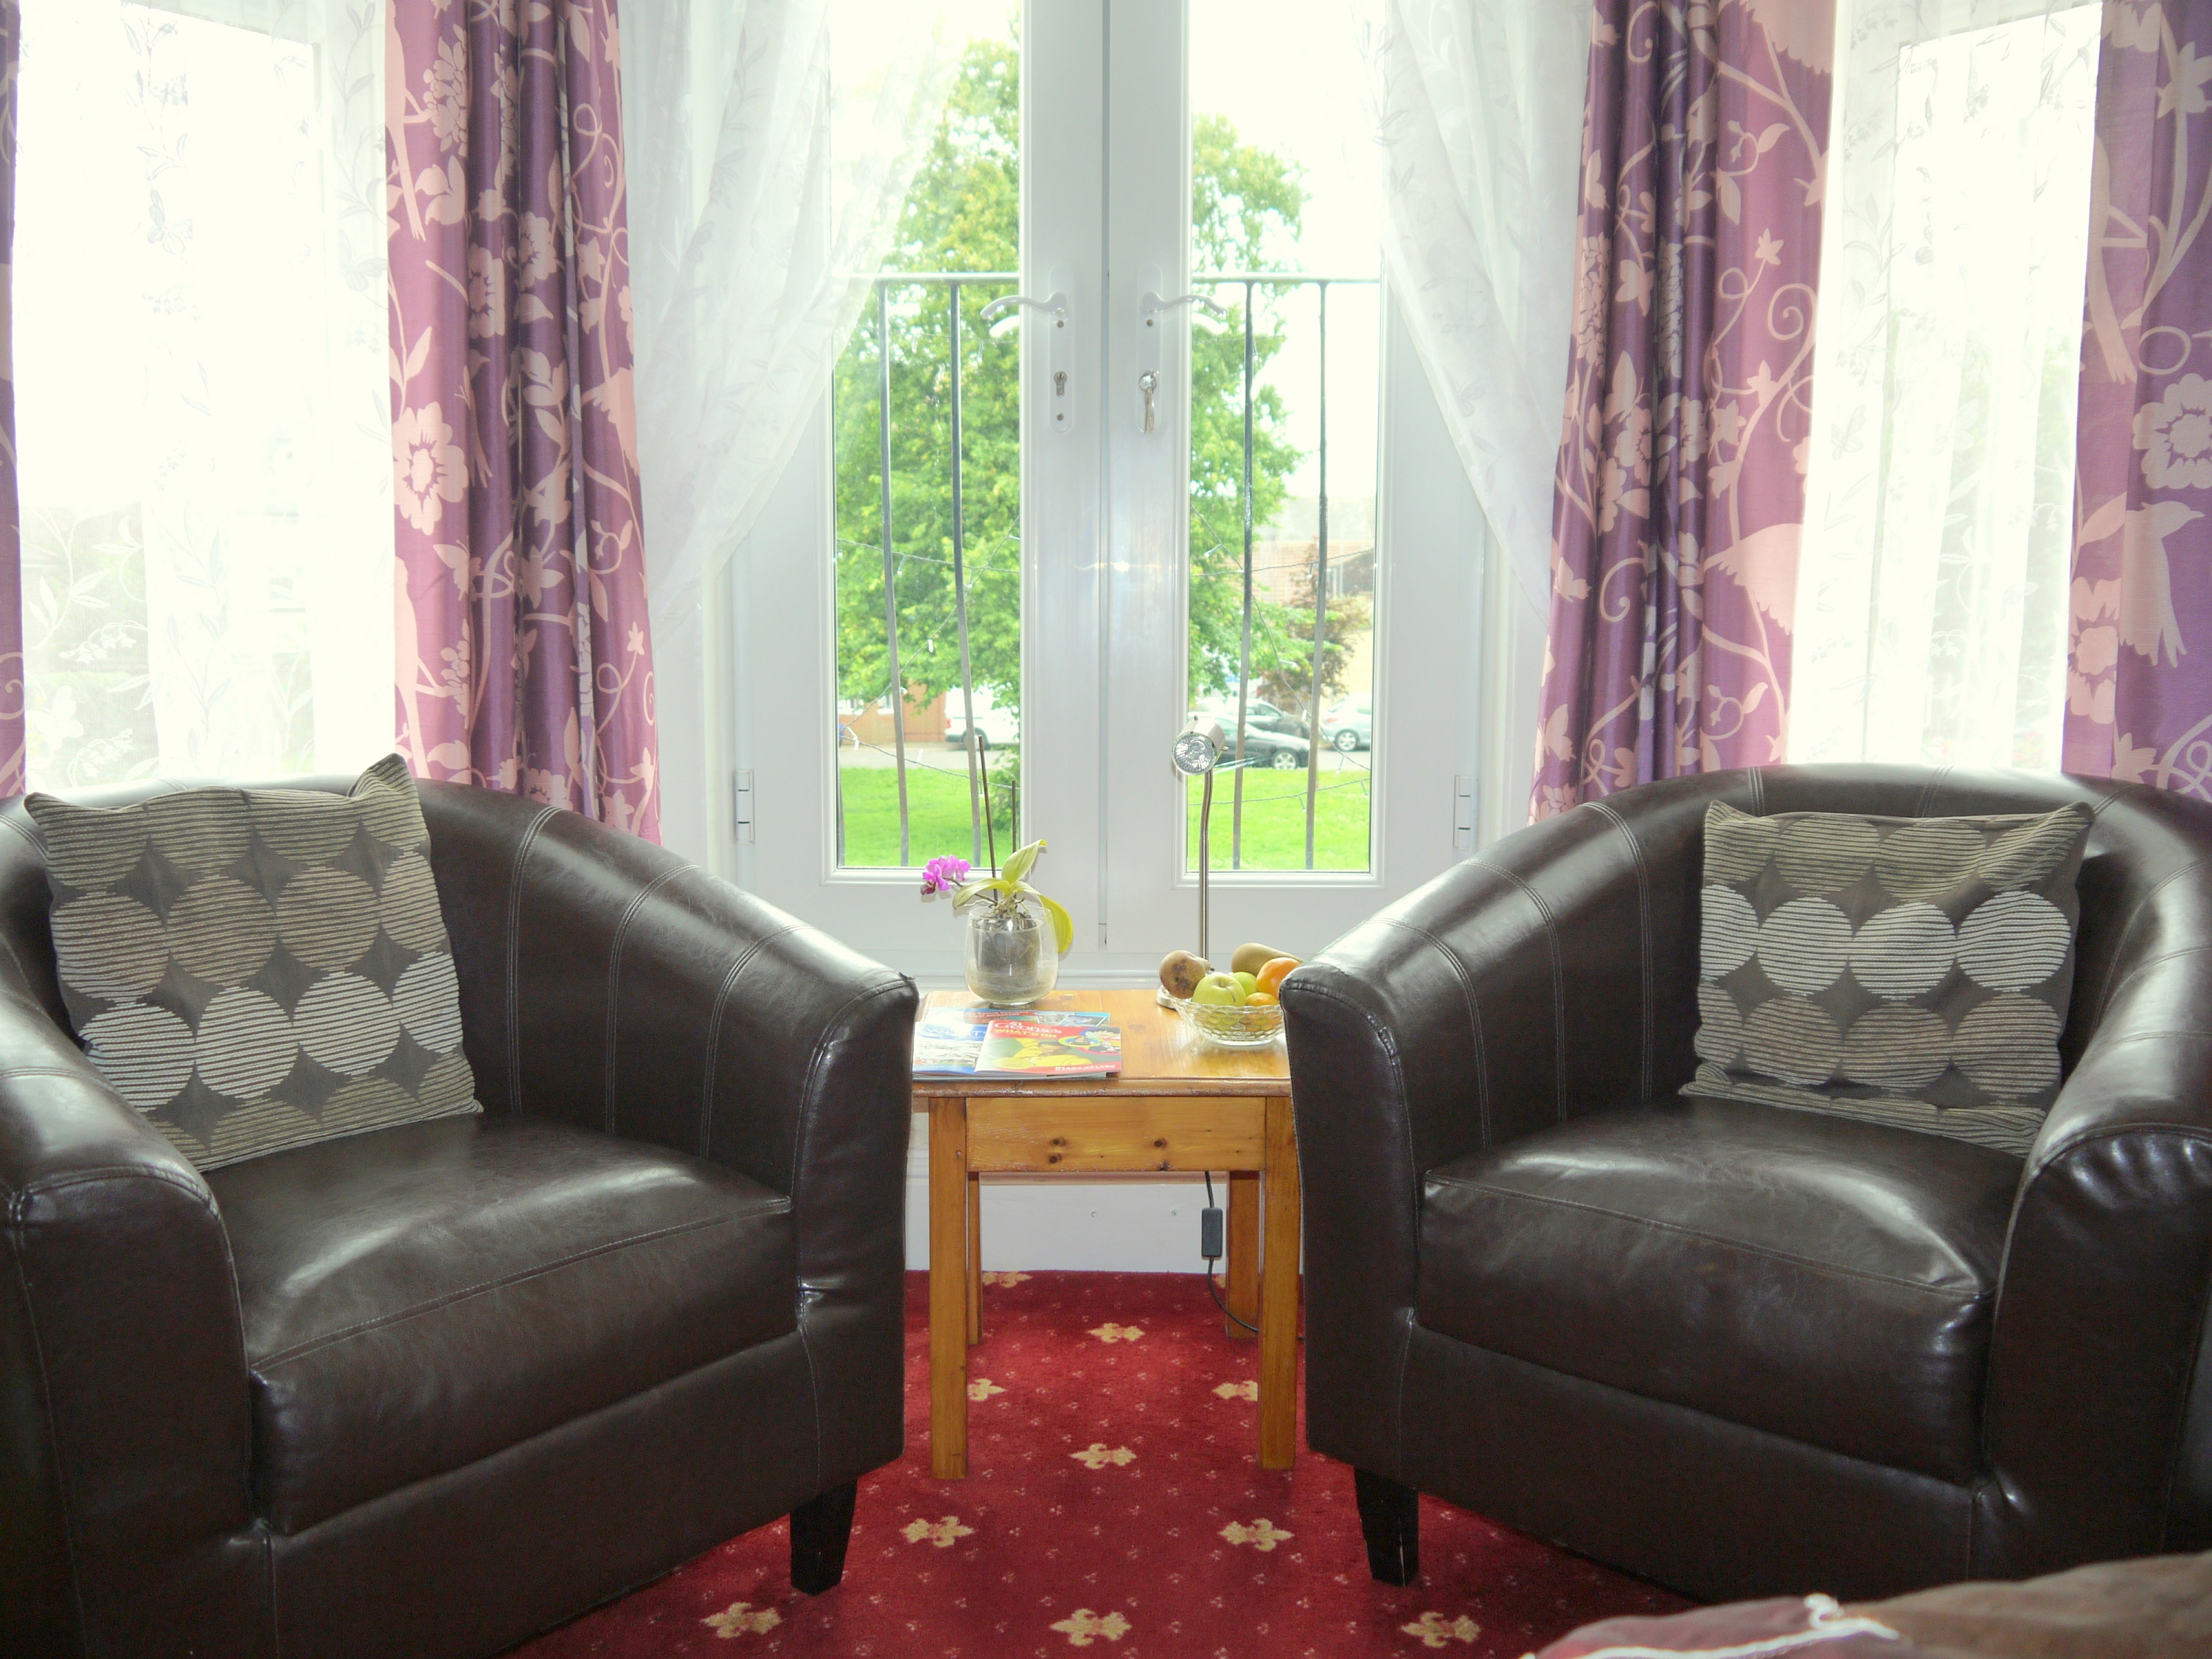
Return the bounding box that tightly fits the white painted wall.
[902,1120,1223,1272]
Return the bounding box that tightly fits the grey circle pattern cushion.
[1684,799,2094,1155]
[27,755,480,1170]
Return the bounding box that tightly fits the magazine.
[975,1018,1122,1079]
[914,1010,1119,1079]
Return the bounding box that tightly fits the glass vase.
[964,894,1057,1006]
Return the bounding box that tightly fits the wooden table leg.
[967,1169,984,1346]
[1258,1096,1301,1470]
[1225,1169,1259,1340]
[929,1099,970,1479]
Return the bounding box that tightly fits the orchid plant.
[919,838,1074,956]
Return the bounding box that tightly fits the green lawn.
[1186,765,1371,871]
[837,760,1008,869]
[835,757,1370,872]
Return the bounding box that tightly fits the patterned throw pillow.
[27,755,480,1170]
[1686,799,2093,1155]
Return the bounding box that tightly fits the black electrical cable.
[1203,1170,1260,1336]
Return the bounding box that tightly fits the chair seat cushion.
[1416,1096,2020,1482]
[209,1114,795,1533]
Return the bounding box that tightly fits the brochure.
[975,1018,1122,1079]
[914,1009,1119,1079]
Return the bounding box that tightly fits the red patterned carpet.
[515,1272,1688,1658]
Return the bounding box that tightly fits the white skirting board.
[901,1119,1220,1273]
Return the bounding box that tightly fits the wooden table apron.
[911,990,1299,1481]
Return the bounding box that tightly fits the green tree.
[831,38,1314,720]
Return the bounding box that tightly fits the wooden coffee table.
[912,987,1298,1479]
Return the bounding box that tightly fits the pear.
[1230,941,1297,978]
[1158,950,1211,1000]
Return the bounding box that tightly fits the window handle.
[981,265,1074,434]
[1134,265,1228,435]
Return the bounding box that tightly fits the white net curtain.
[1792,0,2101,771]
[14,0,392,789]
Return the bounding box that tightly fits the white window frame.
[701,0,1512,980]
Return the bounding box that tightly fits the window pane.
[1186,0,1379,873]
[831,18,1021,870]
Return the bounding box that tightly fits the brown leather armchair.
[1281,766,2212,1604]
[0,777,917,1659]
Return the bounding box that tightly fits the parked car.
[1321,697,1371,753]
[1193,697,1310,741]
[1188,710,1310,770]
[945,686,1022,752]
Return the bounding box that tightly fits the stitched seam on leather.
[1915,766,1955,818]
[602,864,695,1134]
[254,1206,767,1369]
[504,804,562,1115]
[1290,977,1420,1466]
[1587,800,1654,1099]
[8,1163,221,1219]
[1374,919,1489,1148]
[797,1317,827,1494]
[6,1190,94,1649]
[2159,1243,2212,1545]
[1390,1308,1413,1478]
[2098,943,2212,1010]
[698,925,802,1163]
[785,977,913,1201]
[1470,858,1565,1122]
[2032,1121,2212,1178]
[2079,1026,2212,1049]
[1429,1175,1991,1299]
[263,1521,280,1659]
[2091,862,2208,1028]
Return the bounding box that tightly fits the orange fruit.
[1245,990,1279,1006]
[1254,956,1300,995]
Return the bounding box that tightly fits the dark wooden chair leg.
[1354,1469,1419,1585]
[789,1479,859,1595]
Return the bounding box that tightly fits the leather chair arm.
[1980,936,2212,1572]
[0,981,257,1656]
[1283,779,1727,1475]
[417,782,917,1293]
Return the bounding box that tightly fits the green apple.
[1232,970,1259,998]
[1191,971,1244,1006]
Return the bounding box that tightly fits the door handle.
[981,265,1075,434]
[1135,264,1229,434]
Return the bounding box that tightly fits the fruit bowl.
[1172,994,1285,1048]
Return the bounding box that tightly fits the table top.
[911,987,1290,1097]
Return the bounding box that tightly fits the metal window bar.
[844,274,1018,871]
[1194,274,1378,873]
[845,270,1372,876]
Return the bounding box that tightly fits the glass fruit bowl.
[1169,993,1285,1048]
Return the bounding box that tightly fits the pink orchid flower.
[919,855,973,900]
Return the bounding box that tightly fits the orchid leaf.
[950,877,1001,909]
[1036,893,1075,955]
[1001,838,1043,886]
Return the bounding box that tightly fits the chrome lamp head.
[1171,723,1221,778]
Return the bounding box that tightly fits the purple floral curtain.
[2065,1,2212,800]
[387,0,658,838]
[1531,0,1832,819]
[0,0,24,799]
